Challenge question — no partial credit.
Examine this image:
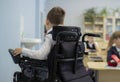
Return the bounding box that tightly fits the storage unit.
[104,16,120,41]
[84,16,104,42]
[84,16,120,49]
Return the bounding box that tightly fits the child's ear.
[46,19,49,26]
[45,19,51,31]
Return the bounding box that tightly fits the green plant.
[84,8,96,23]
[114,8,119,12]
[100,7,107,16]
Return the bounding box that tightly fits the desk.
[87,62,120,82]
[83,52,97,67]
[83,50,107,65]
[83,52,106,67]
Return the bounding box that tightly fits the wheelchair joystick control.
[8,49,21,64]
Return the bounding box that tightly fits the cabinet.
[84,16,120,42]
[84,16,104,42]
[104,17,113,41]
[84,16,120,49]
[105,16,120,41]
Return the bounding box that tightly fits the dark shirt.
[86,41,96,51]
[107,46,120,62]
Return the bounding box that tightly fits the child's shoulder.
[109,46,116,51]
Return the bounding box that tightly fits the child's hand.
[85,49,90,52]
[14,48,22,56]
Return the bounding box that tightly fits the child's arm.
[14,34,53,60]
[22,34,53,60]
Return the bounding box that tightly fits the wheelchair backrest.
[48,26,85,82]
[53,26,82,58]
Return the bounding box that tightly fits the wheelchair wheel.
[13,72,22,82]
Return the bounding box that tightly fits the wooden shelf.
[84,22,93,25]
[94,22,104,25]
[94,31,103,33]
[106,23,113,26]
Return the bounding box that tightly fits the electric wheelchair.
[9,26,95,82]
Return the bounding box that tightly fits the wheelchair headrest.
[56,31,78,42]
[52,26,81,41]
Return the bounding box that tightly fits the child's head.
[46,6,65,30]
[87,36,94,43]
[108,31,120,49]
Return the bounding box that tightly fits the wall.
[0,0,38,82]
[45,0,120,33]
[0,0,120,82]
[35,0,46,45]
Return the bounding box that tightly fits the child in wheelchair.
[9,26,94,82]
[9,6,95,82]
